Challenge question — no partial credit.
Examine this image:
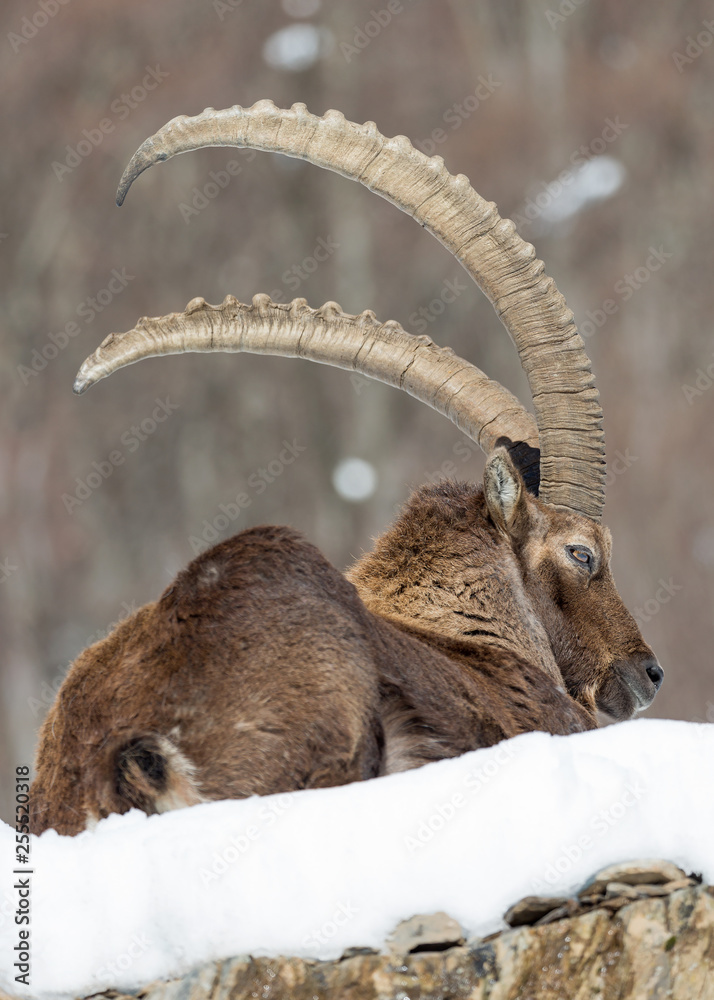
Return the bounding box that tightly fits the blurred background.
[1,0,713,823]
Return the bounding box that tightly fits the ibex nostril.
[645,661,665,689]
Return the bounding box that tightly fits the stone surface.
[504,894,572,927]
[73,884,714,1000]
[532,899,581,926]
[504,861,699,932]
[580,858,689,896]
[636,877,697,897]
[605,881,645,899]
[386,911,464,956]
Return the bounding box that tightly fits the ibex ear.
[484,448,529,539]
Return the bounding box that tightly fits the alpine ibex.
[30,102,663,836]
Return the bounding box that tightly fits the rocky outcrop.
[0,861,707,1000]
[503,857,700,928]
[93,861,713,1000]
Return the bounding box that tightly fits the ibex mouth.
[597,658,664,720]
[623,676,657,712]
[628,658,664,708]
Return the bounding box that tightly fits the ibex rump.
[30,102,663,836]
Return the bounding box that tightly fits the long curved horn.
[114,101,606,520]
[73,294,540,489]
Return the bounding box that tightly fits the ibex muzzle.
[30,102,662,836]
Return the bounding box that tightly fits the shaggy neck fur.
[348,481,564,686]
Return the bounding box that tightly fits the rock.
[503,861,693,931]
[579,892,605,906]
[340,945,379,959]
[663,876,697,892]
[598,894,638,912]
[605,880,646,899]
[580,858,688,897]
[504,894,572,927]
[386,911,465,956]
[110,885,714,1000]
[630,877,696,898]
[533,900,583,926]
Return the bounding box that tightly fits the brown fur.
[29,450,661,836]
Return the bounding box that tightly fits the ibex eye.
[567,545,593,568]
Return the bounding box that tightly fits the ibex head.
[349,444,661,722]
[30,101,663,835]
[483,449,662,718]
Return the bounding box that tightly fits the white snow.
[332,457,378,502]
[540,156,626,225]
[262,23,333,72]
[1,719,713,999]
[526,155,627,236]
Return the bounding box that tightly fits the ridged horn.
[114,100,606,520]
[73,294,540,489]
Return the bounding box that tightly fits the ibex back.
[30,102,663,836]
